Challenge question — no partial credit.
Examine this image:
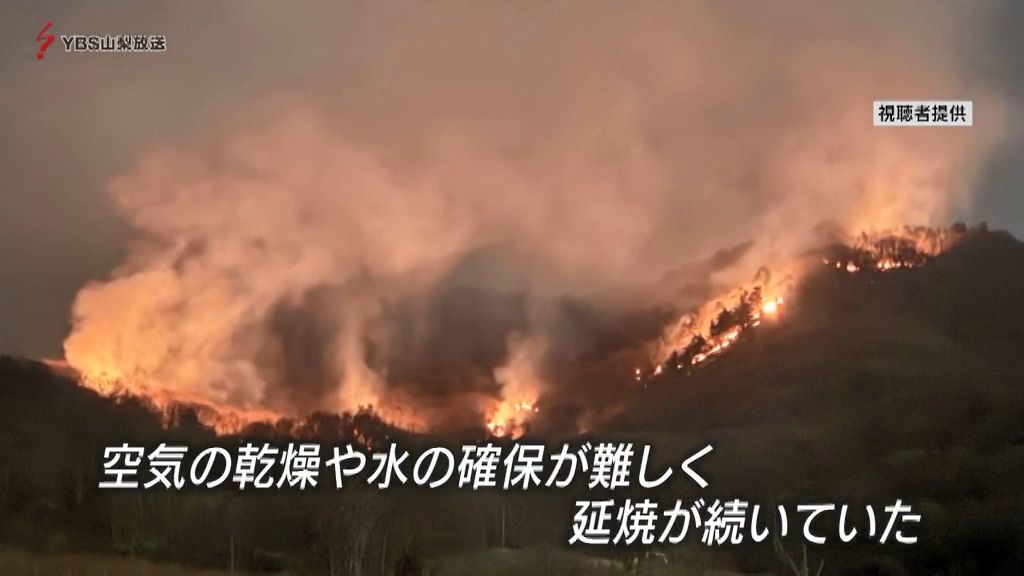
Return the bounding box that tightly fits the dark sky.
[1,0,1022,362]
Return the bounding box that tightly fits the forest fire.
[56,224,974,436]
[640,289,787,382]
[42,358,283,434]
[639,225,970,384]
[483,335,545,437]
[822,224,967,274]
[50,353,541,438]
[485,401,540,438]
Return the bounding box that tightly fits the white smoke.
[64,2,1006,429]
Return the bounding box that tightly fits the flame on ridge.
[638,225,969,383]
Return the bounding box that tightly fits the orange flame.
[640,226,968,383]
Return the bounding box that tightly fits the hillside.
[1,229,1023,575]
[613,229,1024,573]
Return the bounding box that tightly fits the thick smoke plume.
[64,2,1005,432]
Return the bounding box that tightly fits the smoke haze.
[0,2,1012,430]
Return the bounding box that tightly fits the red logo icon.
[37,21,55,60]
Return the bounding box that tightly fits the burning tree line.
[823,223,968,273]
[639,286,784,382]
[55,224,976,433]
[642,224,972,383]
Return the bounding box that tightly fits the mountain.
[613,228,1024,573]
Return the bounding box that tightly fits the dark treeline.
[0,356,578,575]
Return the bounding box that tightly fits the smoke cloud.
[62,2,1006,431]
